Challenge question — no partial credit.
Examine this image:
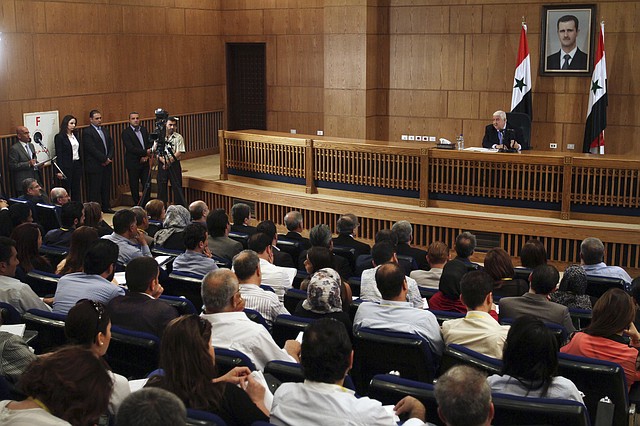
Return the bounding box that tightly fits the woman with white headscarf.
[154,204,191,250]
[294,267,353,341]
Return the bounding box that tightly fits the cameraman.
[156,116,186,206]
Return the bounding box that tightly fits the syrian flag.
[511,23,532,119]
[583,22,607,154]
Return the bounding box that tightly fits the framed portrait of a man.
[540,4,596,75]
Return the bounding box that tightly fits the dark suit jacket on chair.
[396,242,428,271]
[332,234,371,259]
[122,126,151,170]
[107,292,179,337]
[546,48,588,71]
[482,125,525,150]
[498,292,576,333]
[82,125,114,173]
[8,142,39,193]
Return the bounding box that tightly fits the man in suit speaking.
[546,15,588,71]
[482,110,523,151]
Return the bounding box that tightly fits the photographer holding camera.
[156,116,186,207]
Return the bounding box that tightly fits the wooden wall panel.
[450,5,482,34]
[14,1,43,33]
[122,6,167,34]
[44,3,122,34]
[324,89,365,116]
[389,6,449,34]
[221,10,264,36]
[0,34,36,101]
[448,91,480,119]
[324,34,366,89]
[388,90,447,118]
[276,35,324,87]
[185,8,221,35]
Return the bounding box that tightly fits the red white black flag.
[511,23,532,119]
[583,22,607,154]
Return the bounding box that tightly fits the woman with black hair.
[64,299,131,415]
[54,114,82,200]
[488,315,583,402]
[146,315,269,426]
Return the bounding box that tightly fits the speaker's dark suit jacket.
[482,125,525,149]
[122,126,151,170]
[332,234,371,259]
[82,125,114,208]
[498,292,576,333]
[107,292,179,337]
[8,141,39,193]
[546,47,588,70]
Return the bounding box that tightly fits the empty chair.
[585,275,625,298]
[283,288,306,314]
[271,314,314,347]
[165,271,204,311]
[35,203,61,233]
[107,325,160,379]
[439,343,502,377]
[23,309,67,354]
[158,294,197,315]
[23,270,60,297]
[0,301,23,325]
[352,327,438,395]
[214,347,257,376]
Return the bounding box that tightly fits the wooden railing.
[219,130,640,222]
[0,110,223,203]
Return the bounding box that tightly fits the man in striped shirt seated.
[233,249,289,326]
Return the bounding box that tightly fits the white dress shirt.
[258,258,296,301]
[201,311,296,370]
[360,265,425,308]
[239,283,290,326]
[353,300,444,356]
[441,310,510,359]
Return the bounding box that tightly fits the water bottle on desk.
[457,134,465,150]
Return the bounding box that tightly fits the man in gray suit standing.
[8,126,41,195]
[498,264,576,334]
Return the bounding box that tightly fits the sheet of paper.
[0,324,26,337]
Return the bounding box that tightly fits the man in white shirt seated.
[580,237,633,291]
[354,263,444,357]
[233,249,289,326]
[360,241,424,308]
[270,318,428,426]
[247,232,296,301]
[441,271,510,359]
[410,241,449,289]
[200,269,300,370]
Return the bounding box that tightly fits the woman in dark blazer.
[54,114,82,200]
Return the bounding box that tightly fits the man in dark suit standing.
[482,110,524,151]
[107,256,178,337]
[546,15,588,71]
[121,112,152,205]
[8,126,41,195]
[83,109,115,213]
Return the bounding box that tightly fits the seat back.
[0,302,23,325]
[368,374,440,425]
[276,237,302,265]
[558,352,628,426]
[396,254,419,275]
[214,347,256,375]
[283,288,306,314]
[427,309,465,326]
[506,111,531,150]
[244,308,270,330]
[165,271,204,311]
[348,276,361,297]
[264,360,355,391]
[513,267,533,281]
[39,245,68,268]
[36,203,61,233]
[419,286,438,302]
[352,327,437,395]
[228,232,249,249]
[585,275,625,298]
[107,326,160,379]
[332,245,357,269]
[500,317,568,347]
[186,408,228,426]
[492,392,590,426]
[23,309,67,354]
[439,344,502,377]
[24,270,61,297]
[158,294,197,315]
[271,314,314,347]
[569,308,592,330]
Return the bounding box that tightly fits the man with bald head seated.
[107,256,178,337]
[200,269,300,370]
[354,262,443,357]
[271,318,428,426]
[188,200,209,228]
[482,110,524,151]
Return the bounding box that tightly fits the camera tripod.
[139,144,186,207]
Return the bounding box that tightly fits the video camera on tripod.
[149,108,178,163]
